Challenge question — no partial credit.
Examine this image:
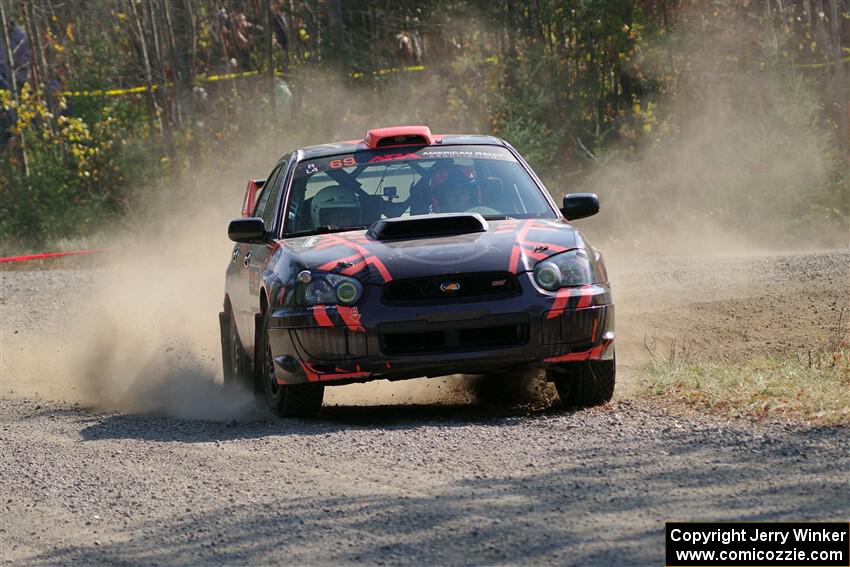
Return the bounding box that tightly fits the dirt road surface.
[1,250,848,566]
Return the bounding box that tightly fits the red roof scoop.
[365,125,434,149]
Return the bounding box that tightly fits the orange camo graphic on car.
[297,361,371,383]
[312,305,334,327]
[543,339,612,363]
[310,304,365,332]
[508,220,566,274]
[337,306,365,332]
[310,234,393,283]
[548,285,596,317]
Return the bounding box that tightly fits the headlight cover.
[533,249,595,290]
[302,272,363,305]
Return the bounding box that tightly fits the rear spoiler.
[241,178,267,217]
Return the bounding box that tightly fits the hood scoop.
[367,213,489,241]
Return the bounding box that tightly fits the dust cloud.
[570,8,848,256]
[0,184,257,420]
[558,10,849,366]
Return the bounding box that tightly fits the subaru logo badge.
[440,281,461,293]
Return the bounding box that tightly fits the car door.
[228,163,283,351]
[241,155,293,352]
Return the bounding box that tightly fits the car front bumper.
[268,273,614,385]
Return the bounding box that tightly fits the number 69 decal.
[329,156,356,169]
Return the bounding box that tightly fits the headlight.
[302,272,363,305]
[533,249,594,290]
[335,280,360,304]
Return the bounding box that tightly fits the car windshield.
[283,145,557,235]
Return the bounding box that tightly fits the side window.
[257,164,288,230]
[253,166,279,220]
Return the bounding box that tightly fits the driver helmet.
[310,186,361,227]
[429,162,478,213]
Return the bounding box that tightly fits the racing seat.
[359,193,383,225]
[478,177,518,214]
[409,178,434,215]
[293,196,314,231]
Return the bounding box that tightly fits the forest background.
[1,0,848,253]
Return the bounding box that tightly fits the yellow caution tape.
[61,65,429,96]
[199,70,260,82]
[61,69,266,97]
[350,64,426,79]
[62,84,155,97]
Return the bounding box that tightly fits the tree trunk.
[45,0,72,86]
[145,0,162,79]
[830,0,849,155]
[262,0,275,116]
[129,0,165,143]
[812,0,833,56]
[327,0,344,66]
[145,0,173,134]
[21,0,48,91]
[172,0,194,161]
[161,0,180,96]
[171,0,192,124]
[186,0,197,81]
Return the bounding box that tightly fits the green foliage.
[0,87,165,250]
[640,341,850,425]
[496,101,560,171]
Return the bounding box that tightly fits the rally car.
[220,125,615,417]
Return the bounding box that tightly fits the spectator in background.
[217,8,254,70]
[396,30,423,64]
[1,22,30,157]
[271,1,289,55]
[0,21,30,92]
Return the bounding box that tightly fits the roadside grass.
[638,316,850,425]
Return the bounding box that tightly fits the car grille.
[382,272,520,304]
[379,313,530,356]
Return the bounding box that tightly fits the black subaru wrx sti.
[220,125,615,417]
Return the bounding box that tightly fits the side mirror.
[228,217,267,243]
[561,193,599,221]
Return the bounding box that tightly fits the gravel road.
[1,250,849,566]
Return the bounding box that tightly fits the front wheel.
[473,366,551,408]
[257,310,324,418]
[550,356,616,408]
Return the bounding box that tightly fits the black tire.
[257,309,324,418]
[220,308,251,390]
[473,366,550,407]
[550,356,616,408]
